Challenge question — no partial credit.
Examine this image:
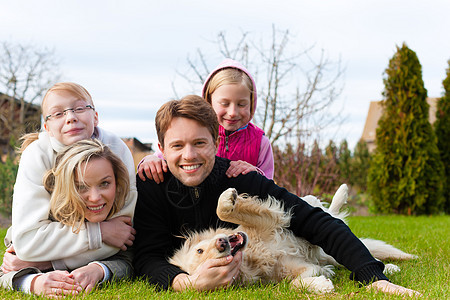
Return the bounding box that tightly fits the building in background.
[361,97,439,152]
[0,92,41,161]
[122,137,153,170]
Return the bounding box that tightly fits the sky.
[1,0,449,150]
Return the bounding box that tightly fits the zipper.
[225,135,229,152]
[192,187,201,227]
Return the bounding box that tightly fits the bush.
[0,156,18,216]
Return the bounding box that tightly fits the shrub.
[0,156,18,216]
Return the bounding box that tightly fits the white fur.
[169,184,416,293]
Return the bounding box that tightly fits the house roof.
[361,97,439,152]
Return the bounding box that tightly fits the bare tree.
[173,25,345,146]
[0,41,60,155]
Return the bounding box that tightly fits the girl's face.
[76,158,116,223]
[43,90,98,146]
[210,83,252,132]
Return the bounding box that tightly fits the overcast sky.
[1,0,449,150]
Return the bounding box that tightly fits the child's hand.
[226,160,258,178]
[137,155,168,183]
[100,216,136,251]
[1,245,52,272]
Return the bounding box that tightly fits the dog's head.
[169,228,248,274]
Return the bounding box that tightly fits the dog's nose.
[216,237,228,252]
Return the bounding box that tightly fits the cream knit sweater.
[7,128,137,270]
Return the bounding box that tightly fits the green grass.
[0,216,448,299]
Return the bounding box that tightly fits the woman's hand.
[226,160,258,178]
[172,251,242,291]
[31,270,82,298]
[368,280,422,297]
[100,216,136,251]
[70,263,105,293]
[137,155,167,183]
[1,245,52,273]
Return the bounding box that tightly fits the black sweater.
[133,157,387,289]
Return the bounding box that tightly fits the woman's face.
[76,157,116,223]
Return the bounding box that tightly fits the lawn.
[0,215,448,299]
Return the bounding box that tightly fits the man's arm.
[231,172,387,284]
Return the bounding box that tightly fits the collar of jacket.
[164,157,229,209]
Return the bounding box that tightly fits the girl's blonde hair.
[44,139,129,233]
[203,68,255,114]
[19,82,95,153]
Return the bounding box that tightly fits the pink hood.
[201,58,257,116]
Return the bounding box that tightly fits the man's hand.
[368,280,422,297]
[137,155,167,183]
[226,160,258,178]
[100,216,136,251]
[172,251,242,291]
[1,245,52,273]
[31,270,82,298]
[70,263,104,293]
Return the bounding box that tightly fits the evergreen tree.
[368,43,444,214]
[351,140,371,192]
[338,140,352,184]
[435,60,450,213]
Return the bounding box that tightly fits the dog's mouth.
[229,232,247,256]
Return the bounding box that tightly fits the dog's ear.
[174,234,190,247]
[183,237,191,248]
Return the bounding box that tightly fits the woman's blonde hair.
[44,139,129,233]
[19,82,94,153]
[203,68,255,114]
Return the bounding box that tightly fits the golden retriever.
[169,184,416,293]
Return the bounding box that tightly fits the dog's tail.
[328,184,348,215]
[360,238,418,261]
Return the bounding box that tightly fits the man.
[133,95,419,295]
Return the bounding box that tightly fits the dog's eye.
[197,248,203,254]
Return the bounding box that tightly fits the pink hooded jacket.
[202,59,274,179]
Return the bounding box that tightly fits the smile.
[87,204,106,211]
[65,128,83,134]
[181,164,201,171]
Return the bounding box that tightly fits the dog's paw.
[384,263,401,274]
[293,275,335,294]
[218,188,237,214]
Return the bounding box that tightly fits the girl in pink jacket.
[138,59,274,182]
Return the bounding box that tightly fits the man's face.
[160,117,218,187]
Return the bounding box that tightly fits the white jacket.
[8,128,137,270]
